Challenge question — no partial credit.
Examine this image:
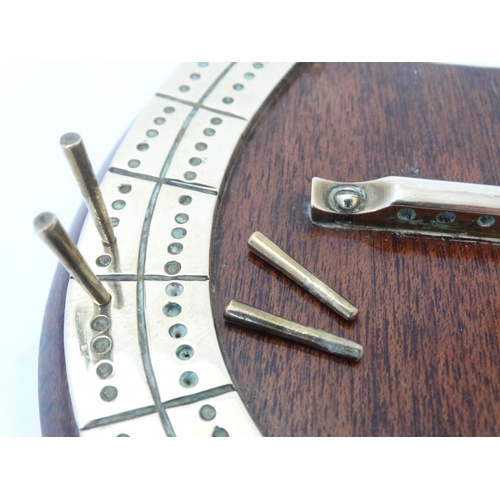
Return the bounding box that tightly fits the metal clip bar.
[311,176,500,242]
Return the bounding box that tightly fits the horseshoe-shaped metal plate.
[64,62,297,437]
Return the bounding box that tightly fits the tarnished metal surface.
[248,231,358,320]
[224,300,363,361]
[64,62,297,437]
[60,133,117,246]
[35,213,111,306]
[311,176,500,242]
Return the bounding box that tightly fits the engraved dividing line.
[155,92,247,121]
[137,280,176,435]
[109,167,160,183]
[163,384,235,408]
[97,274,209,282]
[155,92,201,107]
[163,179,218,195]
[80,384,235,431]
[108,167,218,195]
[137,63,237,437]
[200,104,248,121]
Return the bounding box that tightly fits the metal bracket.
[311,176,500,243]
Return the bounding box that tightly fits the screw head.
[328,186,366,213]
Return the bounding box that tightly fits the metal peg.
[248,232,359,321]
[60,133,116,246]
[34,212,111,306]
[224,300,363,361]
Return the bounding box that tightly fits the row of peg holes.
[94,63,257,433]
[177,62,265,106]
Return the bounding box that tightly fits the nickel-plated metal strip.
[81,384,236,431]
[311,176,500,242]
[64,62,297,437]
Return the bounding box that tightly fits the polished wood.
[212,62,500,436]
[40,63,500,436]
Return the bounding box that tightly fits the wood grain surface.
[212,62,500,436]
[39,62,500,436]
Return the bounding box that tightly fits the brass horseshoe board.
[60,63,297,437]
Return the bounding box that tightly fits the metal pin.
[248,232,359,321]
[60,133,116,246]
[224,300,363,361]
[34,212,111,306]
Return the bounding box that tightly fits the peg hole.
[437,211,456,224]
[166,283,184,297]
[96,361,114,379]
[100,386,118,402]
[171,228,187,239]
[112,200,126,210]
[212,426,229,437]
[477,215,496,228]
[118,184,132,194]
[397,208,416,221]
[96,254,112,267]
[180,371,198,388]
[165,261,181,275]
[175,213,189,224]
[163,302,182,318]
[92,335,112,355]
[199,405,216,421]
[168,243,184,255]
[91,315,110,333]
[169,324,187,339]
[179,195,192,206]
[176,345,194,361]
[189,157,202,166]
